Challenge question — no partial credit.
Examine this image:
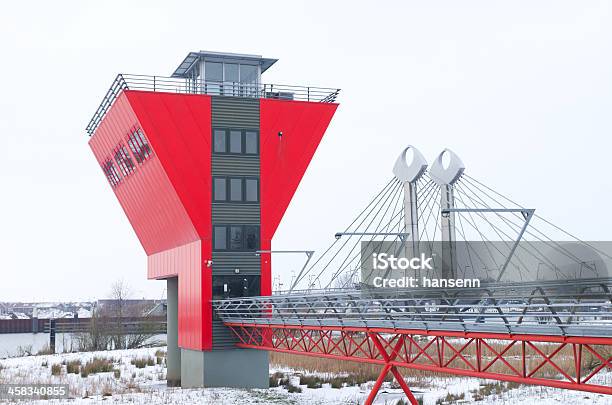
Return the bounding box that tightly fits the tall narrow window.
[205,62,223,95]
[224,64,239,82]
[245,178,258,202]
[213,129,227,153]
[214,226,227,250]
[245,131,258,154]
[244,226,260,250]
[102,159,121,187]
[229,226,243,250]
[213,177,227,201]
[229,130,242,153]
[230,178,243,201]
[114,144,135,176]
[223,63,239,96]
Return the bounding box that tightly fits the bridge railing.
[213,278,612,337]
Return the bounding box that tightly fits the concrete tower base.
[167,276,268,389]
[180,348,269,388]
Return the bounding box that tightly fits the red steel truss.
[225,323,612,405]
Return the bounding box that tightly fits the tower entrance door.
[212,275,261,300]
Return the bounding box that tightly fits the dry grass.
[131,357,155,369]
[271,335,611,384]
[271,351,400,382]
[66,360,81,374]
[80,357,114,377]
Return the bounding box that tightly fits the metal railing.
[86,74,340,136]
[213,278,612,337]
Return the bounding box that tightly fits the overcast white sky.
[0,1,611,301]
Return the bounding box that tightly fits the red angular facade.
[89,89,337,350]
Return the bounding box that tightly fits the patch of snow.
[0,347,610,404]
[76,308,91,319]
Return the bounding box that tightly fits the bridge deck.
[214,278,612,337]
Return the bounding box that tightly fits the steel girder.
[225,323,612,404]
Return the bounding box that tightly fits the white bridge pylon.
[288,145,612,292]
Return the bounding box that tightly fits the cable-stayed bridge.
[213,146,612,404]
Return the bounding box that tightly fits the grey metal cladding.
[211,252,261,275]
[212,320,237,349]
[212,203,260,224]
[211,96,259,128]
[210,94,261,350]
[211,155,259,177]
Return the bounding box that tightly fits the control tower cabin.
[86,51,339,388]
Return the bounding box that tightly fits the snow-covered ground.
[0,346,610,404]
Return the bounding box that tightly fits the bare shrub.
[73,310,112,352]
[66,360,81,374]
[73,279,160,352]
[51,364,61,376]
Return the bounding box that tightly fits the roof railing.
[86,74,340,136]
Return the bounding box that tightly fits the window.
[245,178,258,202]
[212,177,258,203]
[245,131,258,154]
[213,225,260,251]
[229,226,243,250]
[244,226,260,250]
[114,144,135,176]
[205,62,223,95]
[214,226,227,250]
[102,159,121,187]
[205,62,223,81]
[213,177,227,201]
[224,63,239,83]
[229,178,243,201]
[127,128,152,163]
[240,65,258,84]
[229,130,242,153]
[213,129,227,153]
[212,128,259,156]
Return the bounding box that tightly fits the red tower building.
[87,51,338,387]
